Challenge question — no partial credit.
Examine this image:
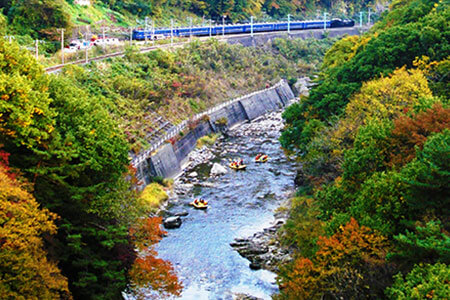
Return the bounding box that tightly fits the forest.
[277,0,449,298]
[0,20,335,297]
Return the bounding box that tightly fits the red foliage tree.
[128,217,182,299]
[389,103,450,167]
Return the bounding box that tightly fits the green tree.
[399,129,450,219]
[385,263,450,299]
[8,0,72,39]
[389,221,450,266]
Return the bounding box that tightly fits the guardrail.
[130,79,286,168]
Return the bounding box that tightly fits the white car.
[65,40,92,52]
[94,37,120,46]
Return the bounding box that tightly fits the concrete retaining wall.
[136,80,294,182]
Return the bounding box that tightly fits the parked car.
[93,37,120,46]
[66,39,93,52]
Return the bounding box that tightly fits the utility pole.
[144,16,148,44]
[152,20,155,46]
[35,40,38,60]
[60,29,65,64]
[360,11,363,27]
[209,19,212,37]
[368,7,371,25]
[287,14,291,34]
[129,27,132,46]
[222,15,226,37]
[250,16,254,37]
[85,32,89,64]
[102,26,106,50]
[323,12,328,31]
[170,19,174,47]
[189,17,193,41]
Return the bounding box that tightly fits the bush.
[151,176,164,185]
[385,263,450,300]
[139,183,168,212]
[196,134,219,148]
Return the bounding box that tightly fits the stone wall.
[136,80,294,182]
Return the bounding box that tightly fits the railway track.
[44,27,368,73]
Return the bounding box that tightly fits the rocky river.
[151,111,298,299]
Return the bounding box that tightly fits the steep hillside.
[277,0,449,298]
[1,0,383,41]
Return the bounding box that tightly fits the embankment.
[133,79,295,182]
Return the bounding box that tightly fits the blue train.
[132,18,355,40]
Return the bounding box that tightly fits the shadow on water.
[154,113,297,300]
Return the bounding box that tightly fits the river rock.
[174,183,194,195]
[234,293,264,300]
[210,163,228,176]
[195,181,215,188]
[163,216,182,229]
[249,261,262,270]
[188,171,198,178]
[230,206,293,272]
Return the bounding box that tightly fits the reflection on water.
[154,113,296,299]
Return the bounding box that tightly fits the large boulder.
[210,163,228,176]
[188,171,198,178]
[163,216,182,229]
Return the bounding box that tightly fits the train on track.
[132,18,355,40]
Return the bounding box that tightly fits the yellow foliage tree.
[334,67,433,145]
[322,35,363,70]
[0,166,70,299]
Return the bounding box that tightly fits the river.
[153,111,297,299]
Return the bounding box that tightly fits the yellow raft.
[190,199,208,209]
[255,155,269,163]
[229,163,247,170]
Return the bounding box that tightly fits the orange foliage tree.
[389,102,450,167]
[0,165,70,299]
[128,217,182,299]
[277,218,391,300]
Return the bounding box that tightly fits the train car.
[330,18,355,28]
[132,18,354,40]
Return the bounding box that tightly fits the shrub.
[196,134,219,148]
[385,263,450,300]
[139,183,168,212]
